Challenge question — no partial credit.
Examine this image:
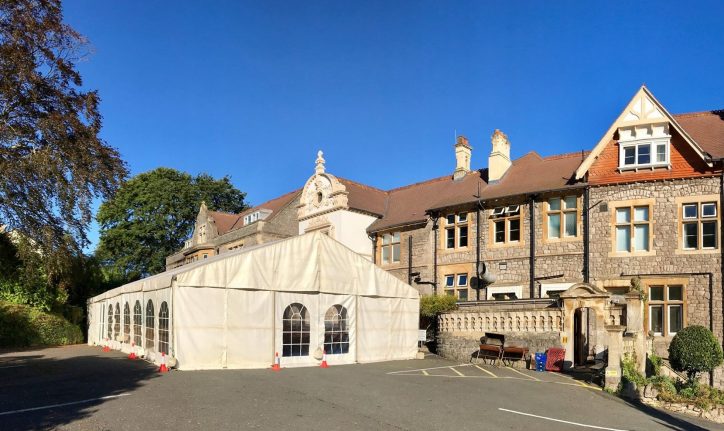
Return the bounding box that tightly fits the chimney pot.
[488,129,511,182]
[453,135,472,181]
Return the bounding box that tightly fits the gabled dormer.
[575,86,715,185]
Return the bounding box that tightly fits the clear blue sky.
[61,1,724,251]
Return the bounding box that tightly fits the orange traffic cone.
[102,338,110,352]
[320,349,329,368]
[271,352,281,371]
[128,341,137,360]
[158,352,168,373]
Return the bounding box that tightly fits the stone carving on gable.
[623,94,665,123]
[298,150,349,221]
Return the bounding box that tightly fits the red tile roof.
[210,189,302,235]
[338,178,388,216]
[675,110,724,159]
[208,211,241,235]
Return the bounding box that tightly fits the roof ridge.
[674,109,724,118]
[386,174,457,193]
[541,150,590,161]
[336,177,388,194]
[243,188,302,213]
[208,210,240,217]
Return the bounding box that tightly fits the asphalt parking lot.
[1,345,721,431]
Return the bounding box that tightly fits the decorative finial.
[315,150,325,174]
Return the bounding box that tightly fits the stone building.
[165,85,724,384]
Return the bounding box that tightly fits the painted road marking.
[474,364,497,377]
[387,364,471,374]
[498,408,628,431]
[450,367,465,377]
[422,370,429,376]
[0,393,131,417]
[505,366,540,381]
[547,371,601,391]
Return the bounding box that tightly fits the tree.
[0,0,127,257]
[668,325,723,382]
[96,168,247,281]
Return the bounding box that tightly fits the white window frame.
[618,138,670,170]
[486,285,523,301]
[540,282,574,298]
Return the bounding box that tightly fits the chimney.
[488,129,511,182]
[453,135,472,181]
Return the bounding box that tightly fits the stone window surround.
[643,278,687,337]
[487,205,524,248]
[486,285,523,301]
[443,272,469,301]
[542,194,582,243]
[540,282,574,298]
[442,212,469,250]
[379,231,401,265]
[608,198,656,257]
[675,194,720,255]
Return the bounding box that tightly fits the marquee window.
[107,305,113,339]
[613,204,652,253]
[648,285,684,336]
[681,202,718,250]
[282,303,310,357]
[380,232,400,264]
[113,303,120,340]
[444,213,469,249]
[159,302,170,355]
[145,300,155,351]
[123,302,130,343]
[324,305,349,355]
[546,196,579,239]
[491,206,520,245]
[133,301,142,346]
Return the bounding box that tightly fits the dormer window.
[617,123,671,171]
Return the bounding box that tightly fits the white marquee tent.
[87,232,420,370]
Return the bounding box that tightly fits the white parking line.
[450,367,465,376]
[498,408,628,431]
[505,366,540,381]
[474,364,497,377]
[0,393,131,416]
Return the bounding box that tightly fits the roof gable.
[575,86,711,180]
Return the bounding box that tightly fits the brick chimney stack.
[488,129,511,182]
[453,135,472,181]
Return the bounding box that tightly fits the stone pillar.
[624,292,646,374]
[605,325,626,391]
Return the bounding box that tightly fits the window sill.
[487,241,523,249]
[617,163,671,173]
[675,248,720,255]
[543,236,581,243]
[608,250,657,258]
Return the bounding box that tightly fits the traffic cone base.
[320,349,329,368]
[158,352,169,373]
[271,352,281,371]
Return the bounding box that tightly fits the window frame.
[158,302,170,355]
[443,212,469,250]
[544,195,580,241]
[679,199,720,252]
[379,231,401,265]
[489,206,522,246]
[443,272,470,301]
[133,301,142,347]
[145,300,155,351]
[618,138,670,170]
[609,199,655,256]
[647,284,685,337]
[282,303,310,357]
[324,305,350,355]
[123,302,130,343]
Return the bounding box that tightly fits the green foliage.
[420,294,458,318]
[0,0,127,254]
[647,352,662,377]
[96,168,248,281]
[650,375,677,397]
[668,325,724,381]
[621,353,647,388]
[0,301,83,347]
[629,277,646,301]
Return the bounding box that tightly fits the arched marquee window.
[145,300,155,350]
[282,303,309,357]
[114,303,120,340]
[324,305,349,354]
[158,302,169,354]
[133,301,142,346]
[106,305,112,339]
[123,302,130,343]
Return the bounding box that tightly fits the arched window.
[114,303,120,340]
[145,300,155,350]
[123,302,130,343]
[282,303,309,357]
[106,305,112,339]
[324,305,349,354]
[158,302,169,354]
[133,301,142,346]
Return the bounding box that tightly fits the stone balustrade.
[439,307,564,335]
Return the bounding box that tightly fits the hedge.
[0,301,83,348]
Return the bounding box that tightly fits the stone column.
[605,325,626,391]
[624,292,646,374]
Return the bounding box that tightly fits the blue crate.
[534,352,547,372]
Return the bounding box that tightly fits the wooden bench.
[472,332,504,365]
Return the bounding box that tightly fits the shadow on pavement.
[619,397,715,431]
[0,346,158,430]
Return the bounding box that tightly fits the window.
[490,206,521,245]
[444,212,469,249]
[487,285,523,301]
[546,196,579,239]
[158,302,169,355]
[203,254,208,259]
[380,232,401,264]
[107,305,113,339]
[619,139,669,169]
[443,273,469,301]
[123,302,130,343]
[145,300,155,351]
[282,303,310,357]
[614,204,652,253]
[324,305,349,355]
[113,303,120,340]
[133,301,142,346]
[681,202,718,250]
[648,285,684,336]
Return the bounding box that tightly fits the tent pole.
[272,291,276,364]
[355,294,359,364]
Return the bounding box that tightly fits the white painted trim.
[540,283,574,298]
[486,285,523,300]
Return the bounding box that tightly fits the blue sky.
[61,1,724,251]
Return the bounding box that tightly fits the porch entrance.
[573,307,593,366]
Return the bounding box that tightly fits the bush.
[420,294,458,318]
[0,301,83,347]
[669,325,723,381]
